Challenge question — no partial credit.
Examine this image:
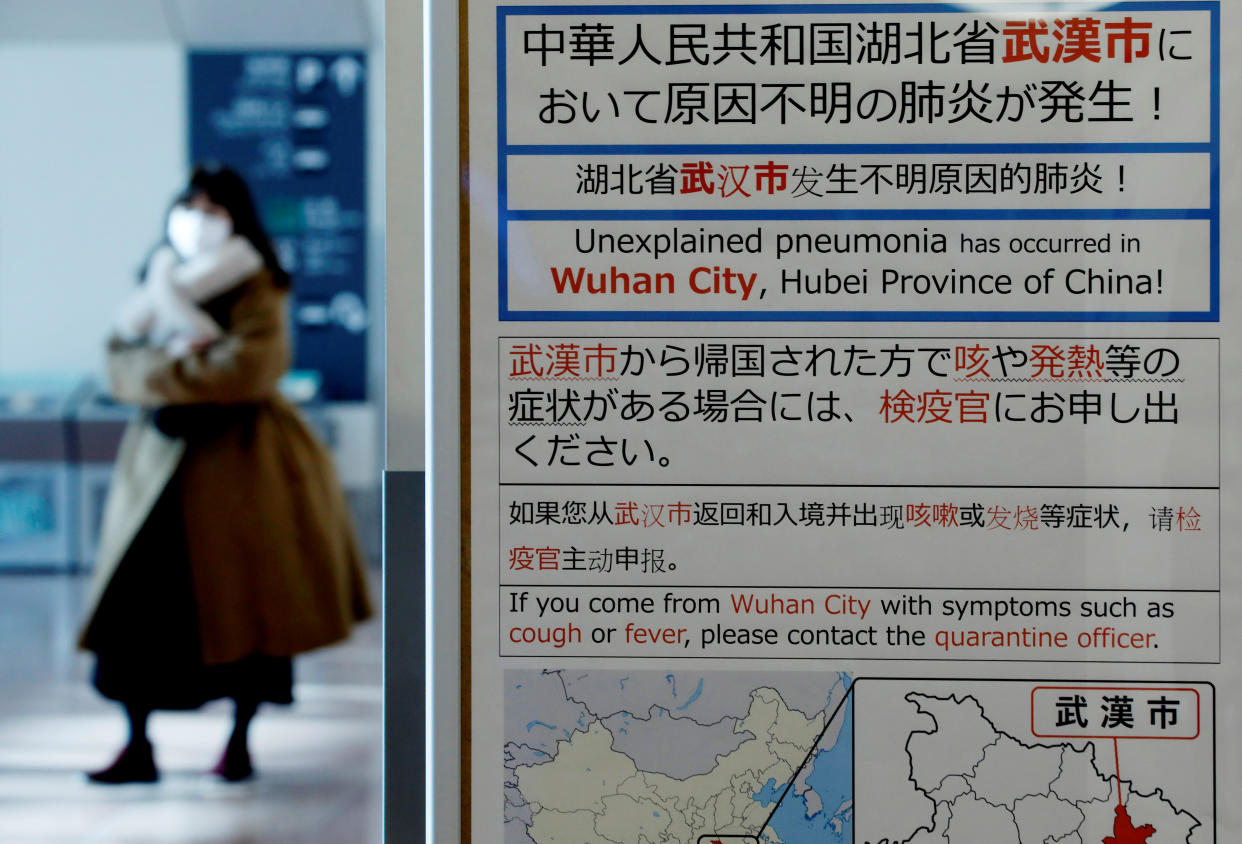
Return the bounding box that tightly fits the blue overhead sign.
[189,51,368,400]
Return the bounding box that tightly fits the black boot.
[87,739,159,784]
[209,741,254,782]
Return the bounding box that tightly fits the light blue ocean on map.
[753,778,783,807]
[758,697,853,843]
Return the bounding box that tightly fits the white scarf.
[114,236,264,357]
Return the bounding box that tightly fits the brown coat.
[79,271,373,665]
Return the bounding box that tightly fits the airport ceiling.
[0,0,376,47]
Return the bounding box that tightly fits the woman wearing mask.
[79,164,373,784]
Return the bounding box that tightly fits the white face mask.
[167,205,232,259]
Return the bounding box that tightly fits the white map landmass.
[948,792,1021,844]
[888,693,1202,844]
[971,735,1063,809]
[513,683,830,844]
[904,695,998,794]
[1011,793,1085,844]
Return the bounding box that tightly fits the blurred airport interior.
[0,1,388,841]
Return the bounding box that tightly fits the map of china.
[879,693,1201,844]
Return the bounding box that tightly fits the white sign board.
[445,2,1238,841]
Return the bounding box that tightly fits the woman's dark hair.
[171,163,291,288]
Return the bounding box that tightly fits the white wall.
[0,21,394,494]
[0,44,185,377]
[0,31,389,404]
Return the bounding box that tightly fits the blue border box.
[495,2,1220,322]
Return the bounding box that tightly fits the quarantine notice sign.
[459,3,1234,842]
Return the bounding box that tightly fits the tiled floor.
[0,572,382,844]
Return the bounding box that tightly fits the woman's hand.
[188,334,217,354]
[165,332,217,359]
